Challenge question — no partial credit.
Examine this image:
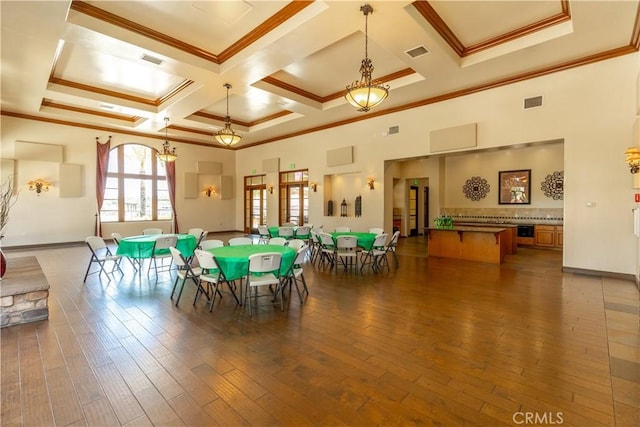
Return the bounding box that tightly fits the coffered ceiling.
[1,1,639,149]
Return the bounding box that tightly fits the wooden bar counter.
[452,222,517,254]
[425,226,509,264]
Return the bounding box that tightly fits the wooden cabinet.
[534,225,563,248]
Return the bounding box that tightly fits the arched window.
[99,144,172,222]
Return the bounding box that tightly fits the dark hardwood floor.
[1,234,638,426]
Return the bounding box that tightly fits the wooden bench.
[0,256,50,327]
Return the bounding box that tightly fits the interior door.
[423,186,429,234]
[245,186,266,233]
[409,186,418,236]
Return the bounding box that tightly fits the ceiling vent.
[524,95,543,109]
[140,53,163,65]
[405,45,429,58]
[388,125,399,135]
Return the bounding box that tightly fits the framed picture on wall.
[498,169,531,204]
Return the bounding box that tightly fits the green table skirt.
[209,244,296,281]
[116,234,197,259]
[329,232,377,251]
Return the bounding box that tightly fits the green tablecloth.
[268,226,310,239]
[209,244,296,281]
[116,234,197,259]
[329,232,377,251]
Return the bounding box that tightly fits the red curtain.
[95,136,111,236]
[165,161,179,233]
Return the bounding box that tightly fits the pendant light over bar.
[345,4,389,112]
[156,117,177,162]
[214,83,242,146]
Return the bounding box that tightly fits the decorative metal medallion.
[463,176,490,201]
[540,171,563,200]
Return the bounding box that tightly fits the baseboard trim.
[562,266,635,282]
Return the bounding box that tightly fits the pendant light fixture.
[214,83,242,146]
[345,4,389,112]
[156,117,177,162]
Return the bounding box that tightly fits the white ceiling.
[1,1,639,149]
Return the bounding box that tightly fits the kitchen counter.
[424,226,510,264]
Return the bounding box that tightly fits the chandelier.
[625,146,640,173]
[214,83,242,146]
[345,4,389,112]
[156,117,177,162]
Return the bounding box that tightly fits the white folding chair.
[360,233,389,272]
[200,239,224,250]
[336,235,359,272]
[318,232,336,268]
[83,236,123,282]
[268,237,287,246]
[386,230,400,267]
[142,228,163,235]
[188,228,208,249]
[257,225,271,244]
[278,226,294,240]
[228,237,253,246]
[281,246,310,304]
[334,226,351,233]
[294,226,311,243]
[368,227,384,235]
[148,235,178,275]
[245,252,283,316]
[169,247,207,307]
[194,249,240,312]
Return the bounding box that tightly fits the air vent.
[98,103,115,110]
[140,53,163,65]
[524,96,543,109]
[405,45,429,58]
[388,125,400,135]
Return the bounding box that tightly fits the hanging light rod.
[214,83,242,146]
[345,4,389,112]
[156,117,177,162]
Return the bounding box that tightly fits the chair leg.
[174,277,186,307]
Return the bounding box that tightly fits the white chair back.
[154,235,178,251]
[334,226,351,233]
[194,249,219,270]
[369,227,384,235]
[372,233,389,248]
[278,226,294,238]
[111,232,123,244]
[288,239,306,251]
[169,246,187,267]
[268,237,287,246]
[200,239,224,250]
[188,228,204,238]
[86,235,108,251]
[336,235,358,250]
[319,232,335,247]
[248,252,282,274]
[228,237,253,246]
[142,228,163,235]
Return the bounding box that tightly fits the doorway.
[409,186,419,236]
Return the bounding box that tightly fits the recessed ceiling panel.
[54,42,184,99]
[429,0,563,46]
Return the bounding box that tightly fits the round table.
[116,234,197,259]
[329,232,377,250]
[209,244,296,281]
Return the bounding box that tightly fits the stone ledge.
[0,256,49,328]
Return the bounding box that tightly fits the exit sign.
[290,163,295,169]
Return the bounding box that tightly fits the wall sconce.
[311,182,317,192]
[268,185,274,194]
[625,147,640,173]
[367,178,375,190]
[28,178,51,194]
[203,186,216,197]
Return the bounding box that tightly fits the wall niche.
[322,172,367,217]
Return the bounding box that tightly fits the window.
[100,144,172,222]
[244,175,267,232]
[279,169,309,226]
